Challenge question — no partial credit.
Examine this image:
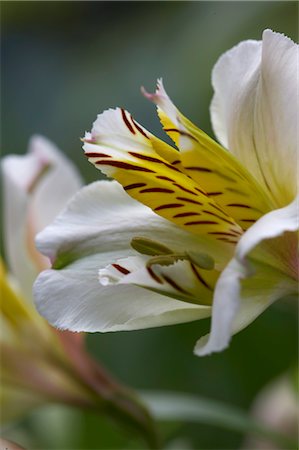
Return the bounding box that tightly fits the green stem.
[140,391,297,449]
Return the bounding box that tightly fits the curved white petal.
[195,199,298,356]
[236,196,298,262]
[2,136,82,299]
[211,29,298,206]
[195,258,297,356]
[34,254,210,332]
[36,180,233,269]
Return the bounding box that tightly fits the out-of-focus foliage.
[1,2,298,449]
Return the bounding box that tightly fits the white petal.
[211,29,298,206]
[28,135,83,232]
[1,136,82,299]
[210,39,261,149]
[36,180,232,269]
[195,258,297,356]
[195,199,298,356]
[236,196,299,262]
[34,254,210,332]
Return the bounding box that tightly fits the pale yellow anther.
[146,254,185,268]
[186,251,215,270]
[131,237,173,256]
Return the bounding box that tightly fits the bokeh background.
[1,1,298,449]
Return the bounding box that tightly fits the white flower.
[1,135,85,421]
[34,30,298,356]
[2,135,82,299]
[2,137,158,446]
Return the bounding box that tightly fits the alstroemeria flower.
[1,135,83,421]
[34,30,298,356]
[1,137,157,446]
[2,135,83,299]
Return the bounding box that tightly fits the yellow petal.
[144,80,275,230]
[84,108,243,241]
[0,262,52,342]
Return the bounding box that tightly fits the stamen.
[186,251,215,271]
[131,237,173,256]
[146,254,185,267]
[131,237,215,271]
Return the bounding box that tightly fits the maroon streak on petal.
[207,191,223,197]
[129,152,163,164]
[85,152,112,158]
[147,266,163,284]
[124,183,147,191]
[173,212,201,218]
[240,219,256,223]
[95,160,156,173]
[121,108,136,134]
[185,166,212,173]
[130,116,149,139]
[112,264,131,275]
[172,183,198,195]
[162,275,190,294]
[176,197,203,205]
[184,220,218,226]
[139,188,175,194]
[190,263,212,290]
[226,203,251,208]
[154,203,184,211]
[156,175,175,182]
[202,210,235,225]
[163,128,199,142]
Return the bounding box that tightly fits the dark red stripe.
[121,108,136,134]
[156,175,175,182]
[184,220,218,225]
[185,166,212,173]
[207,191,223,197]
[85,152,111,158]
[129,152,162,164]
[227,203,251,208]
[147,266,162,284]
[176,196,203,205]
[164,128,179,133]
[194,187,207,195]
[163,162,181,173]
[131,116,149,139]
[164,129,198,142]
[202,210,235,225]
[95,160,155,173]
[209,203,226,214]
[172,183,197,195]
[173,212,201,218]
[229,228,243,235]
[171,160,181,165]
[162,275,189,294]
[124,183,146,191]
[190,263,211,290]
[155,203,184,211]
[112,264,130,275]
[140,188,174,194]
[240,219,256,223]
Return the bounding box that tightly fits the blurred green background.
[1,1,298,449]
